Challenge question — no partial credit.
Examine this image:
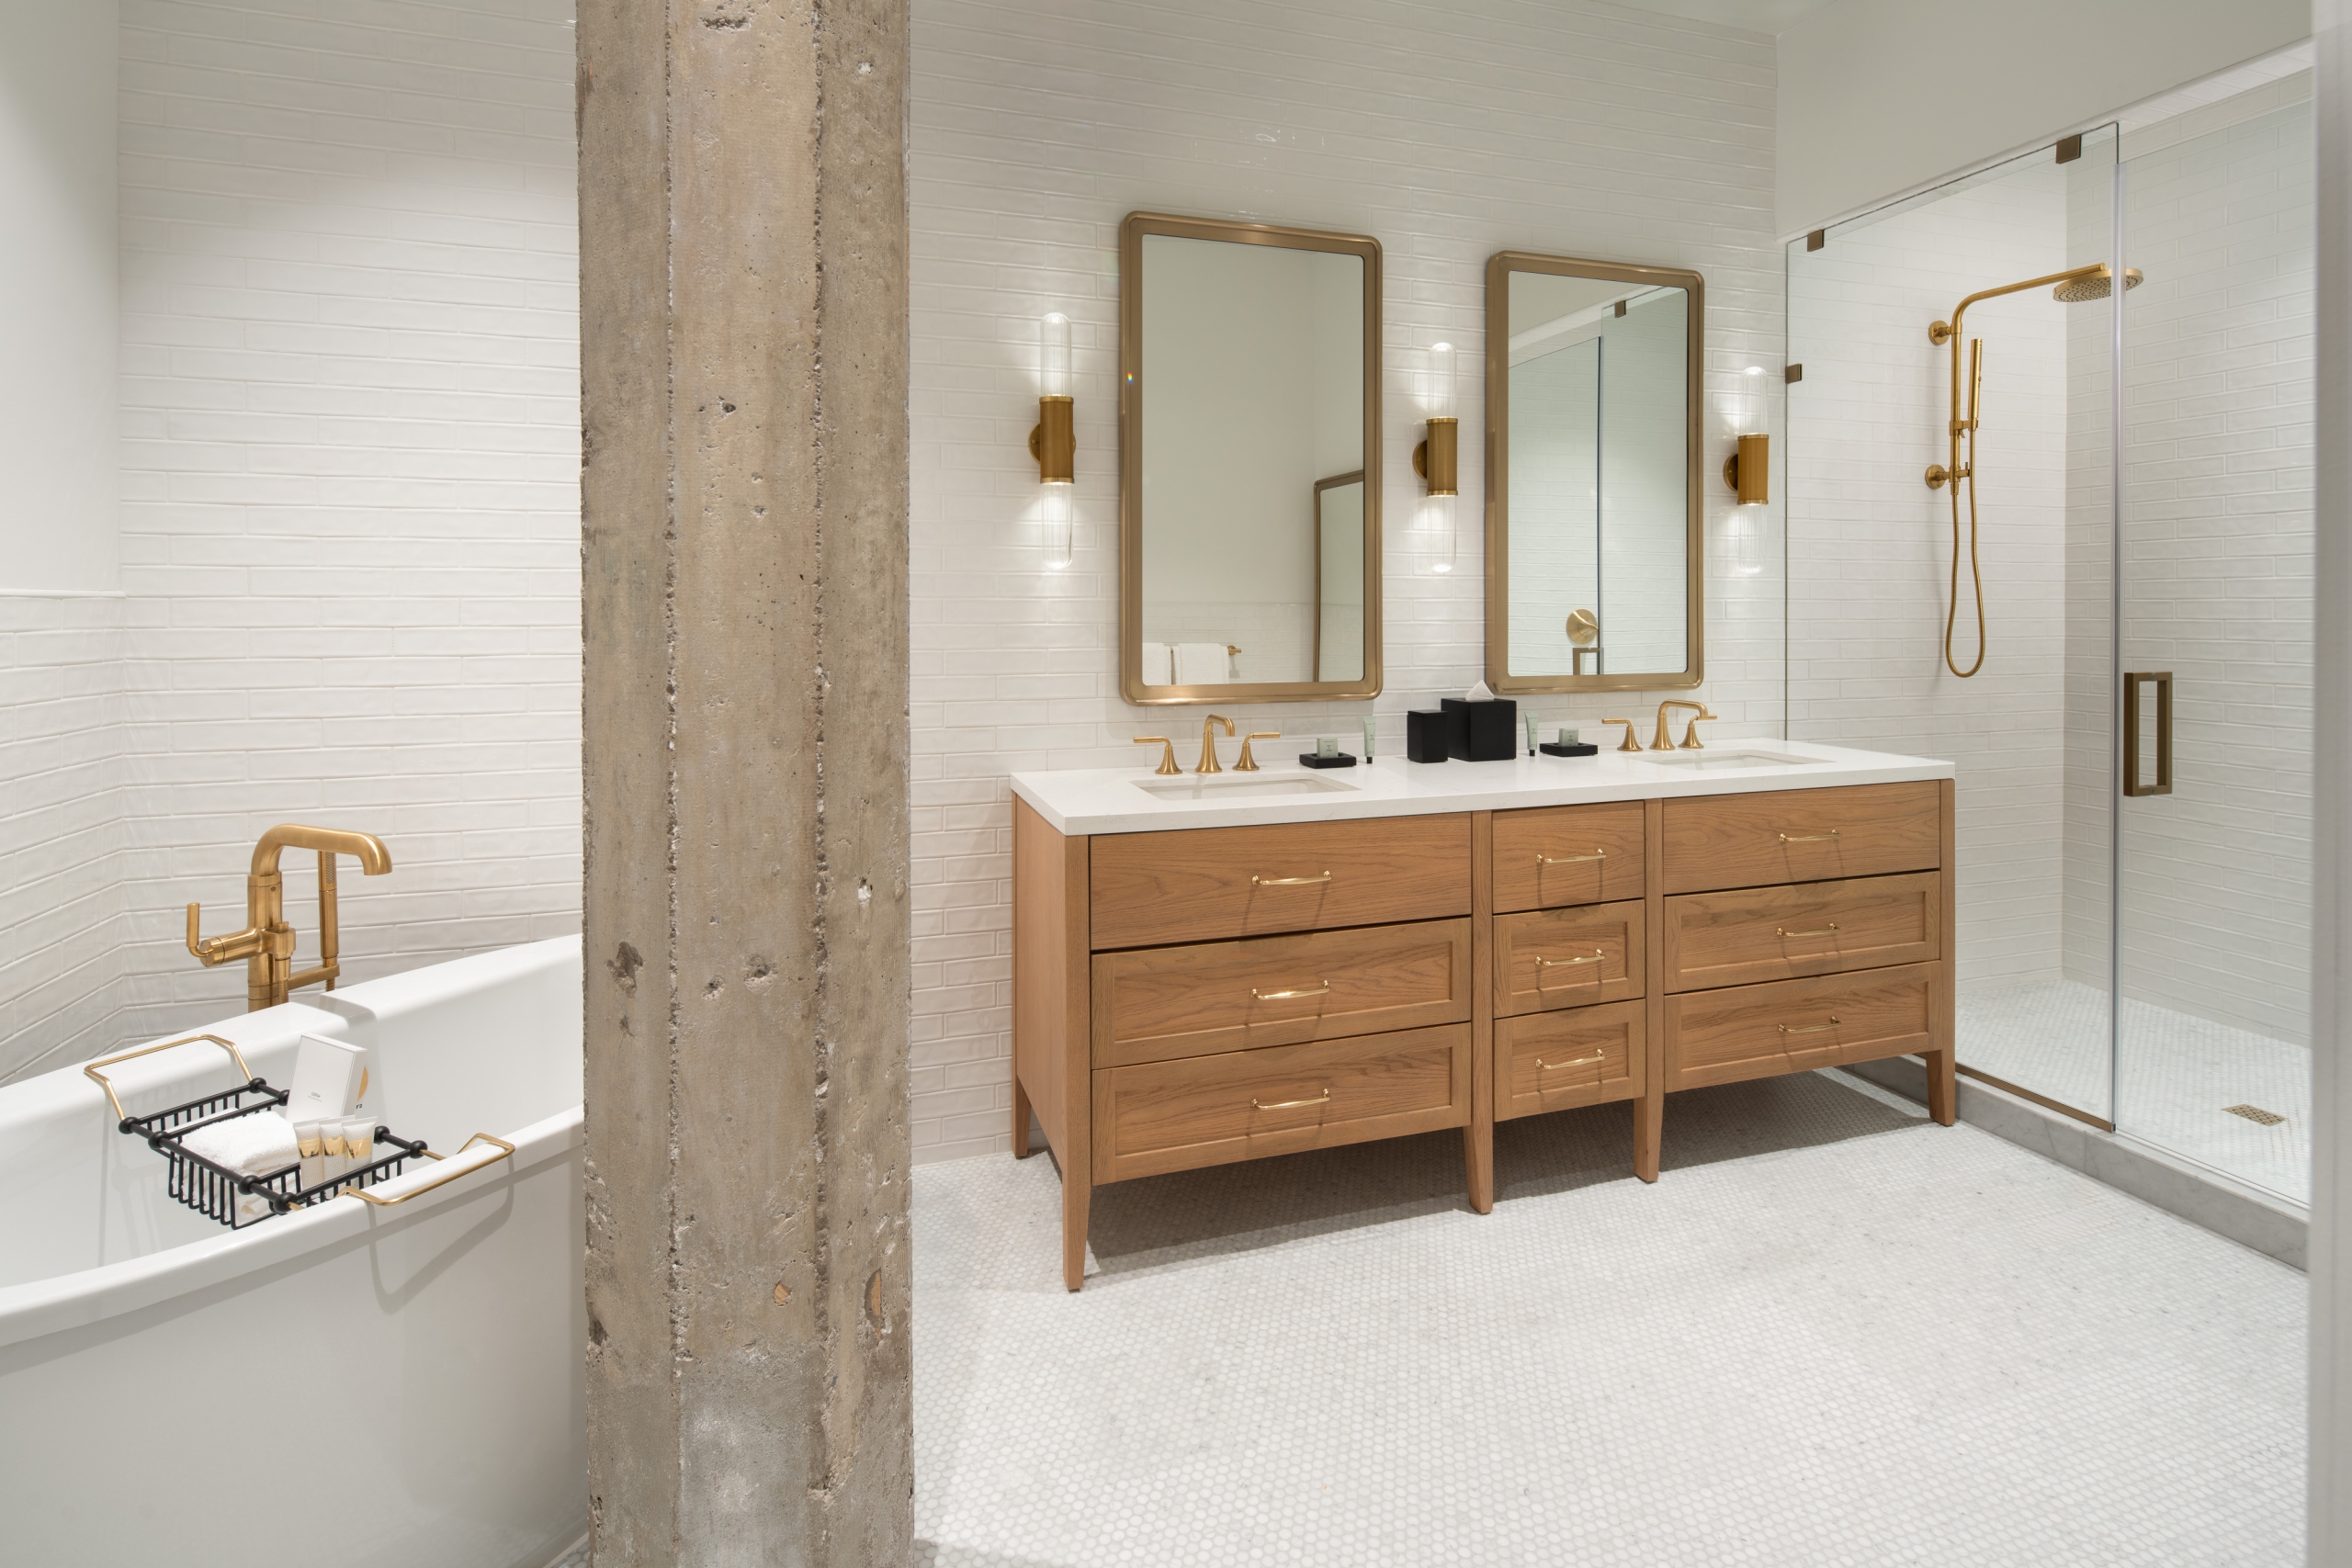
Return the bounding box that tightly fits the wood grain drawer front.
[1490,802,1646,912]
[1661,782,1940,895]
[1495,1001,1645,1121]
[1491,901,1645,1017]
[1091,919,1472,1067]
[1091,1024,1471,1183]
[1665,963,1939,1090]
[1089,814,1471,950]
[1663,873,1939,992]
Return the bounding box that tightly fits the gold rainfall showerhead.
[2052,266,2143,303]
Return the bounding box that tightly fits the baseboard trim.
[1844,1054,2309,1270]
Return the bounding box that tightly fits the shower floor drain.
[2223,1103,2286,1126]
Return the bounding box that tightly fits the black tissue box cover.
[1406,708,1457,763]
[1441,696,1520,761]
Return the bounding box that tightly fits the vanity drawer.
[1491,900,1645,1017]
[1091,1023,1471,1183]
[1660,782,1940,895]
[1490,802,1646,912]
[1091,919,1472,1067]
[1663,873,1939,992]
[1664,962,1938,1090]
[1089,814,1471,950]
[1494,1001,1645,1121]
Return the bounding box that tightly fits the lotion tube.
[296,1122,326,1189]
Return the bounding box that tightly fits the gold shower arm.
[1929,263,2112,347]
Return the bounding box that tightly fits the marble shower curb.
[1843,1055,2310,1269]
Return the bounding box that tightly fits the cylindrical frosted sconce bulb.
[1040,311,1071,398]
[1041,483,1073,570]
[1429,492,1456,573]
[1428,341,1455,419]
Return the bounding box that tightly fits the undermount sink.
[1637,749,1828,773]
[1132,770,1361,801]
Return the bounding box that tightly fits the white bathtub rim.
[0,1106,581,1352]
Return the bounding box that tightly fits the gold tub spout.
[187,825,394,1011]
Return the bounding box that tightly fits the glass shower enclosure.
[1786,96,2315,1205]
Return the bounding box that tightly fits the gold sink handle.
[1133,736,1182,775]
[1235,732,1282,772]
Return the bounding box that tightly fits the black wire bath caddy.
[85,1033,436,1229]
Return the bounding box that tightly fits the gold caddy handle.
[1252,872,1331,887]
[1779,829,1840,844]
[1251,984,1331,1000]
[1251,1090,1331,1111]
[1777,1018,1841,1035]
[1535,850,1605,866]
[1776,924,1839,938]
[346,1133,515,1206]
[84,1033,255,1123]
[1538,1051,1607,1071]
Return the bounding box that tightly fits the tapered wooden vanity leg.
[1062,1168,1089,1292]
[1011,1071,1033,1158]
[1467,810,1496,1213]
[1924,1049,1958,1127]
[1634,1087,1663,1182]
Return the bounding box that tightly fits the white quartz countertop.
[1011,739,1954,837]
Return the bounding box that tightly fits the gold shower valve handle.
[1925,464,1950,491]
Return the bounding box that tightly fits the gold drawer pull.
[1778,829,1840,843]
[1251,983,1331,1000]
[1538,1051,1607,1071]
[1536,949,1605,970]
[1775,923,1839,938]
[1252,871,1332,887]
[1535,850,1605,865]
[1777,1017,1841,1035]
[1251,1089,1331,1111]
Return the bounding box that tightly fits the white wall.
[908,0,1787,1162]
[0,0,120,591]
[0,0,582,1086]
[1779,0,2309,239]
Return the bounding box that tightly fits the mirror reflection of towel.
[1142,641,1174,686]
[1174,643,1228,685]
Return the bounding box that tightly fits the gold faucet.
[187,824,393,1011]
[1235,731,1281,772]
[1133,736,1181,775]
[1652,700,1716,750]
[1198,714,1234,774]
[1600,717,1643,753]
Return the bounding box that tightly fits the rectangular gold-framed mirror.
[1121,211,1382,705]
[1485,251,1703,694]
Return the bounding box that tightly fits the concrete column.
[576,1,910,1562]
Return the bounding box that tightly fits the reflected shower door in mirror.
[1485,253,1702,693]
[1121,212,1383,704]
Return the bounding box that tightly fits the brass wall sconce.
[1722,432,1769,506]
[1414,341,1459,572]
[1031,310,1075,568]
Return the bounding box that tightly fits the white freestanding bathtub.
[0,936,585,1568]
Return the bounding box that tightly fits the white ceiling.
[1601,0,1833,34]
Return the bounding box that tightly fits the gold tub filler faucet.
[187,824,394,1010]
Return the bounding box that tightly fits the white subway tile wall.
[0,596,130,1077]
[908,0,1785,1161]
[0,0,582,1085]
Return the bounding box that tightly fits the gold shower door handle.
[2123,671,2174,797]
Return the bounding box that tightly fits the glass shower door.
[2112,97,2315,1203]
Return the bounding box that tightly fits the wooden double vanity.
[1012,748,1956,1291]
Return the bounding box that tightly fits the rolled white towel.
[1173,641,1229,685]
[181,1111,301,1178]
[1141,640,1174,686]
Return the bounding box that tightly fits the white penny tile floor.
[912,1070,2305,1567]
